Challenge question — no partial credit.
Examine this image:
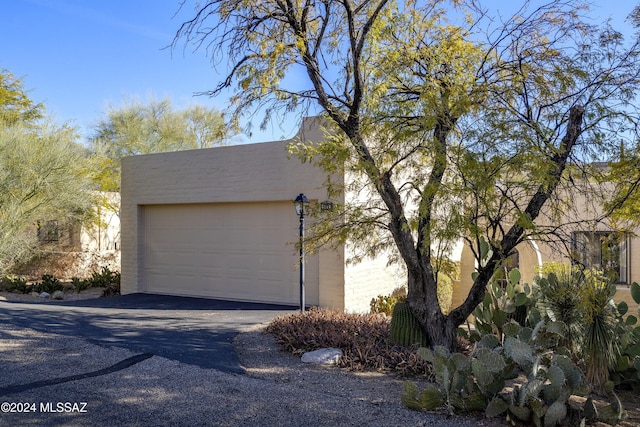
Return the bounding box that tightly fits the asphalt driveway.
[0,293,296,374]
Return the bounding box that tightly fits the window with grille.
[37,220,59,243]
[571,231,628,284]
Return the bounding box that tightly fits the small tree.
[0,68,44,126]
[174,0,640,350]
[88,97,235,191]
[0,124,93,272]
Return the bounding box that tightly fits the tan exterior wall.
[455,181,640,317]
[121,118,352,310]
[344,249,406,313]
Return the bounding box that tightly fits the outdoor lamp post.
[294,193,309,312]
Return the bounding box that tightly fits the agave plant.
[535,271,584,357]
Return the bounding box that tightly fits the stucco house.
[453,181,640,314]
[120,118,404,312]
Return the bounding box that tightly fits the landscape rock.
[52,290,65,300]
[301,348,343,365]
[38,292,50,299]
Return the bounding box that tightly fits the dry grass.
[264,308,433,378]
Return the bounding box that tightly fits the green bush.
[436,273,453,315]
[92,267,121,297]
[71,277,91,293]
[370,274,452,316]
[0,276,28,294]
[370,287,406,315]
[33,274,64,294]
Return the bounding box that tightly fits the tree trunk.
[404,106,585,351]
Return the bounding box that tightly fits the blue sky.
[2,0,637,144]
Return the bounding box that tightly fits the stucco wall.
[121,117,349,309]
[454,180,640,319]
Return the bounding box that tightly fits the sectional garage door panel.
[142,203,318,305]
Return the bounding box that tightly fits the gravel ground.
[0,289,104,303]
[0,292,508,426]
[0,323,507,427]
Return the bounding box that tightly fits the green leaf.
[514,292,529,306]
[618,301,629,316]
[485,397,508,418]
[419,384,445,410]
[519,327,534,342]
[509,404,532,422]
[479,237,490,261]
[504,336,534,368]
[403,380,419,398]
[626,315,637,326]
[509,268,521,286]
[631,282,640,304]
[503,299,516,314]
[475,348,507,373]
[547,365,565,388]
[416,347,433,363]
[545,321,567,336]
[616,355,630,372]
[478,334,501,349]
[503,321,521,337]
[434,345,450,359]
[460,392,488,411]
[401,393,424,411]
[449,352,471,372]
[544,401,567,427]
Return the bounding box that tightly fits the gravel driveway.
[0,294,506,426]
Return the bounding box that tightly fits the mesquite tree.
[174,0,640,350]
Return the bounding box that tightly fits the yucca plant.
[582,276,620,393]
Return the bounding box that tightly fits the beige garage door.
[142,202,319,305]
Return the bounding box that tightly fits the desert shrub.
[265,308,433,377]
[32,274,64,294]
[370,287,406,315]
[97,267,121,297]
[102,281,120,297]
[89,266,120,287]
[436,273,453,314]
[0,276,28,293]
[71,277,91,293]
[370,274,452,316]
[0,276,11,292]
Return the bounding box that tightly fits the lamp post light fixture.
[294,193,309,312]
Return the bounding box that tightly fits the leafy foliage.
[370,287,407,316]
[175,0,640,351]
[0,276,28,294]
[0,68,94,273]
[0,68,44,126]
[467,267,539,343]
[32,274,64,294]
[0,124,93,273]
[88,98,234,191]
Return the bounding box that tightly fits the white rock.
[39,292,50,299]
[52,290,64,300]
[301,348,343,365]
